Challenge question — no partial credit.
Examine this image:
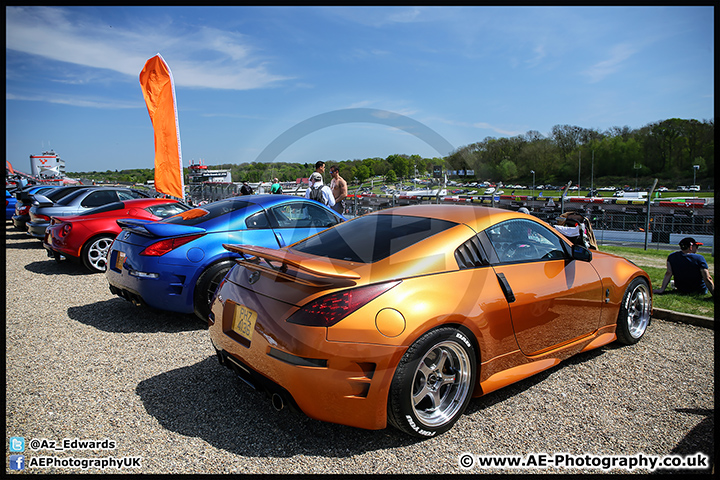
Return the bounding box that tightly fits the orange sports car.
[208,205,652,437]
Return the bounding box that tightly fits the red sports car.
[43,198,189,272]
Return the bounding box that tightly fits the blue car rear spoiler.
[116,219,206,238]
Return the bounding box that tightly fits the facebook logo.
[10,436,25,452]
[9,455,25,471]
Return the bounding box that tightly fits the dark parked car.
[13,185,86,231]
[27,186,151,239]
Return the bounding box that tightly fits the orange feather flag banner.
[139,54,184,199]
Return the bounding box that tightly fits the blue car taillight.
[140,234,204,256]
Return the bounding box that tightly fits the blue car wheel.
[193,260,235,322]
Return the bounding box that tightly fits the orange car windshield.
[292,214,457,263]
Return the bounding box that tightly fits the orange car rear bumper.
[208,299,405,431]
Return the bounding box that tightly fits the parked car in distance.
[27,186,152,239]
[10,184,64,224]
[208,205,652,437]
[14,185,95,232]
[613,191,647,199]
[106,195,346,321]
[43,198,190,272]
[6,190,18,220]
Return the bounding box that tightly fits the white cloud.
[6,92,140,109]
[5,6,290,90]
[472,122,522,136]
[581,43,638,83]
[325,6,427,27]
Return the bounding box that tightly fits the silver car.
[26,186,151,239]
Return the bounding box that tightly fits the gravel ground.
[5,223,714,474]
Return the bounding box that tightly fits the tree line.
[69,118,713,189]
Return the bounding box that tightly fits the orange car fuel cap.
[375,308,406,337]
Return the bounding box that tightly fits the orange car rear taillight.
[287,280,401,327]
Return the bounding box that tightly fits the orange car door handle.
[496,272,516,303]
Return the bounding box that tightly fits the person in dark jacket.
[240,181,253,195]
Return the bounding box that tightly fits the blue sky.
[5,6,714,174]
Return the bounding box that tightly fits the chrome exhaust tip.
[271,393,285,411]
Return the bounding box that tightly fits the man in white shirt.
[304,172,335,207]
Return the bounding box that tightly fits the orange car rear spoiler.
[223,244,360,287]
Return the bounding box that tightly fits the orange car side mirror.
[572,245,592,262]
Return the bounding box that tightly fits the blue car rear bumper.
[106,250,198,314]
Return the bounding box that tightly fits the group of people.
[236,160,347,215]
[303,160,347,215]
[238,179,283,196]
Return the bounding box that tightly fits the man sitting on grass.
[653,237,714,297]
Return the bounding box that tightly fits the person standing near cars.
[240,181,254,195]
[304,172,335,207]
[314,161,326,180]
[654,237,714,296]
[329,166,347,215]
[270,178,283,194]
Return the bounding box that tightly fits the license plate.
[232,304,257,342]
[115,251,126,270]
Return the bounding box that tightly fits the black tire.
[81,235,115,273]
[615,277,652,345]
[387,327,476,438]
[193,261,234,322]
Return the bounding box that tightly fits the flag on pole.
[139,54,184,199]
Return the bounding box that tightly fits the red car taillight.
[34,214,51,222]
[59,223,72,237]
[17,204,30,215]
[140,234,204,256]
[287,280,401,328]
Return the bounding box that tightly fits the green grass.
[601,245,714,318]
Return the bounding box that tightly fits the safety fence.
[185,181,714,251]
[342,193,715,251]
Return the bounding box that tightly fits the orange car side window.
[486,219,565,263]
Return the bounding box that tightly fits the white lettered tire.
[387,327,476,437]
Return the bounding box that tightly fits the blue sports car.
[106,195,345,321]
